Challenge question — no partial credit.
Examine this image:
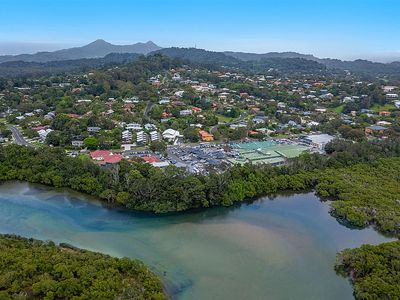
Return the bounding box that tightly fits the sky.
[0,0,399,61]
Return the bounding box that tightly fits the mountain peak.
[86,39,111,46]
[0,40,162,63]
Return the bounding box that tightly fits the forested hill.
[320,58,400,77]
[1,43,400,78]
[0,234,166,299]
[1,46,399,78]
[224,50,400,78]
[0,39,161,63]
[0,53,141,77]
[224,50,318,61]
[0,49,329,78]
[153,47,242,66]
[152,47,328,74]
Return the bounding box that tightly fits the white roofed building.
[162,129,182,143]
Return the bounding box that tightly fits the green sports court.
[231,141,309,165]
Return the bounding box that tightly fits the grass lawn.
[371,103,396,113]
[329,104,344,114]
[133,146,148,152]
[216,114,234,123]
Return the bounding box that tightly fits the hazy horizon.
[1,0,399,62]
[0,40,399,63]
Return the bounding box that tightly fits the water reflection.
[0,181,394,300]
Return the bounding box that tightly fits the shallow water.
[0,182,394,300]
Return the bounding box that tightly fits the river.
[0,181,394,300]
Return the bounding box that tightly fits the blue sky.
[0,0,399,60]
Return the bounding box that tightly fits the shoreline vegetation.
[335,241,400,300]
[0,234,166,300]
[1,138,400,299]
[0,138,399,236]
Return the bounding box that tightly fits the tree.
[83,137,99,150]
[149,141,167,154]
[116,192,130,205]
[0,235,166,299]
[183,127,199,142]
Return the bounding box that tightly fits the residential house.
[191,107,202,114]
[44,111,56,120]
[126,123,142,131]
[199,130,214,142]
[90,150,122,166]
[38,128,53,140]
[159,99,170,105]
[162,129,182,143]
[180,109,192,116]
[71,140,84,147]
[144,123,156,131]
[386,93,399,99]
[87,127,101,133]
[379,111,392,117]
[365,125,388,136]
[383,86,398,93]
[253,116,266,124]
[174,91,184,97]
[376,121,392,126]
[230,122,247,129]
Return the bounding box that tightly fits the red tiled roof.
[33,126,47,131]
[90,150,122,165]
[66,113,80,118]
[199,130,213,138]
[141,155,161,163]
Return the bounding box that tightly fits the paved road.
[143,101,154,123]
[8,125,34,147]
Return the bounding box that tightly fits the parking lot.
[167,143,234,174]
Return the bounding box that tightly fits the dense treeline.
[2,141,400,300]
[0,53,140,78]
[2,45,400,78]
[316,158,400,236]
[335,241,400,300]
[0,234,166,300]
[154,48,328,75]
[1,138,400,233]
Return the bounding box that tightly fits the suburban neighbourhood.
[1,0,400,299]
[1,62,399,174]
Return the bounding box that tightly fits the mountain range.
[0,39,161,63]
[0,39,400,78]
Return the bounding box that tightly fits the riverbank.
[1,143,400,237]
[2,142,400,298]
[335,240,400,299]
[0,234,167,299]
[0,181,395,300]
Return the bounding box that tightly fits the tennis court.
[231,141,309,165]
